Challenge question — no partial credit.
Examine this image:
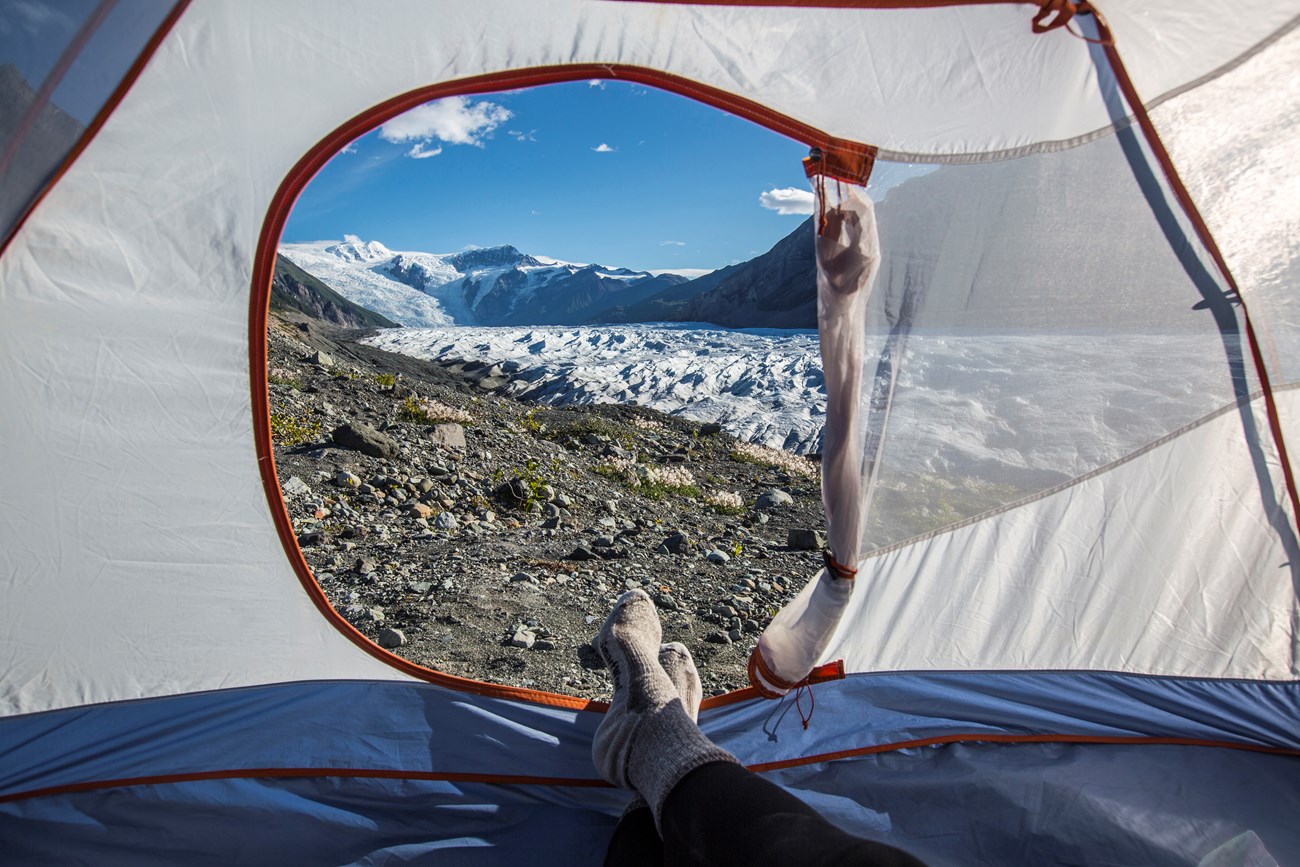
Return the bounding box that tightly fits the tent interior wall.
[2,2,1298,864]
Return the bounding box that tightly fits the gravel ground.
[268,313,829,700]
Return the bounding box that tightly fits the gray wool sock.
[622,642,704,816]
[593,590,737,828]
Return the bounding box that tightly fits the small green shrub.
[270,412,321,447]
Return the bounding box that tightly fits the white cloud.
[379,96,512,158]
[660,240,686,247]
[407,142,443,159]
[588,79,606,89]
[593,143,616,153]
[759,187,815,215]
[343,233,362,243]
[508,129,537,142]
[339,143,358,155]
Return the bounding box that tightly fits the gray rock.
[509,572,535,584]
[283,476,311,498]
[706,549,731,564]
[662,532,690,554]
[727,628,743,642]
[508,627,536,649]
[554,492,575,509]
[296,531,323,547]
[335,471,361,488]
[532,639,555,652]
[787,528,826,550]
[593,535,616,548]
[309,350,333,368]
[356,558,376,575]
[495,477,530,504]
[433,512,459,530]
[756,488,794,509]
[378,628,406,648]
[566,546,598,561]
[705,631,733,645]
[699,422,723,436]
[428,423,466,449]
[332,422,399,459]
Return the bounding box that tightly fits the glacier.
[365,323,827,453]
[365,324,1239,487]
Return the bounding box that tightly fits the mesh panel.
[0,0,178,246]
[859,124,1260,552]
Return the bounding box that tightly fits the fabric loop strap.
[823,550,857,581]
[1030,0,1112,45]
[1031,0,1078,34]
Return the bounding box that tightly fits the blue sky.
[283,81,930,275]
[284,81,815,274]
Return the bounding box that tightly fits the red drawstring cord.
[794,678,816,730]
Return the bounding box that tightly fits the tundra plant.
[598,456,699,499]
[399,395,472,425]
[704,490,745,514]
[730,441,818,478]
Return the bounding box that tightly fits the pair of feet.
[592,589,734,825]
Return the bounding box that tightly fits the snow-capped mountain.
[278,238,686,328]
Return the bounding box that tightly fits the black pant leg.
[604,805,664,867]
[658,761,927,867]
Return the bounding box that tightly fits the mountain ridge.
[280,238,695,329]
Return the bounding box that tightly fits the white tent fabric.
[827,390,1300,678]
[4,0,1296,716]
[2,2,1299,863]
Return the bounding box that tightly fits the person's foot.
[621,642,704,816]
[657,642,702,721]
[592,590,737,828]
[592,589,680,789]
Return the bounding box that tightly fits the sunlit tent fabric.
[2,1,1298,863]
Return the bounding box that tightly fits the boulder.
[662,532,691,554]
[332,422,399,459]
[427,423,466,449]
[756,488,794,509]
[377,628,406,649]
[787,528,826,550]
[282,476,311,498]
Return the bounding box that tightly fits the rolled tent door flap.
[749,151,879,697]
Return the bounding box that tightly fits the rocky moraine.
[268,312,830,700]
